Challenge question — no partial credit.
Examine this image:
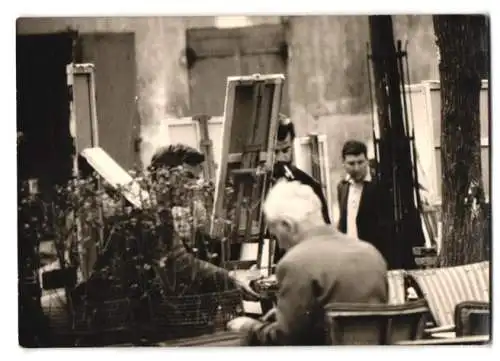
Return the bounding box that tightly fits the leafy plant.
[20,166,237,333]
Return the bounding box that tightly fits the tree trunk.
[433,15,489,266]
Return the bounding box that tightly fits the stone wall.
[17,15,439,176]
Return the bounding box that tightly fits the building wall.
[17,17,191,166]
[17,15,439,170]
[287,15,439,133]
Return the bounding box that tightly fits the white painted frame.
[293,134,333,221]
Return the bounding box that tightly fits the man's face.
[275,133,293,164]
[343,153,368,182]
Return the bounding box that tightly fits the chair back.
[387,269,407,305]
[407,261,489,328]
[454,301,491,336]
[325,299,429,345]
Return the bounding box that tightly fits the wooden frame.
[66,63,102,281]
[403,79,490,205]
[326,299,430,345]
[293,134,333,221]
[66,63,100,156]
[193,115,217,181]
[80,147,150,209]
[210,73,285,268]
[454,301,490,337]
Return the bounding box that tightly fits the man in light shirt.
[337,140,386,258]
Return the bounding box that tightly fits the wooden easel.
[309,133,322,188]
[211,74,285,272]
[193,114,217,182]
[67,63,103,281]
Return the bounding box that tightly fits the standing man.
[227,180,388,345]
[337,140,385,257]
[273,115,331,224]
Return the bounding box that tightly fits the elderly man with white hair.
[227,180,388,345]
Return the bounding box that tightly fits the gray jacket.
[244,225,388,346]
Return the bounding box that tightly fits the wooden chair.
[397,335,490,346]
[236,270,411,318]
[325,299,429,345]
[454,301,491,337]
[406,261,490,336]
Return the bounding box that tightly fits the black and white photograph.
[13,8,492,350]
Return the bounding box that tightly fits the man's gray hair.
[263,180,322,224]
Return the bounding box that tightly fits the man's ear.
[280,218,296,235]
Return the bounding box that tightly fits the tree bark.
[433,15,489,266]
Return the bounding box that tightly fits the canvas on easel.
[165,116,224,183]
[210,73,285,271]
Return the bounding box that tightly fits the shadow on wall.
[316,113,373,223]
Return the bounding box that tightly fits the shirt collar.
[299,225,338,242]
[345,169,372,184]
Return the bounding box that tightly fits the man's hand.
[232,277,261,301]
[227,316,262,333]
[228,267,262,301]
[261,307,277,322]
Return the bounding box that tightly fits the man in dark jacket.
[227,180,388,345]
[336,140,385,257]
[273,116,331,224]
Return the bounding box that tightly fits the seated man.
[148,143,258,298]
[149,144,214,260]
[272,117,331,264]
[227,180,388,345]
[86,144,258,301]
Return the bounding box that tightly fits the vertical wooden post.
[193,114,216,182]
[67,63,103,280]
